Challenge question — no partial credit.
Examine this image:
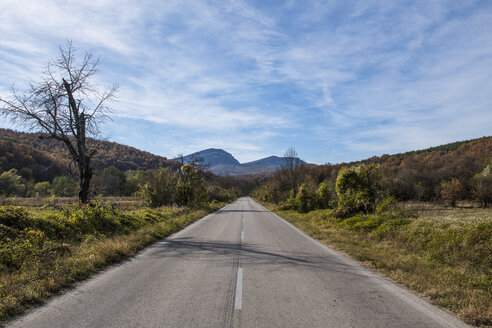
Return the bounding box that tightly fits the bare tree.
[0,41,117,203]
[281,146,304,194]
[176,154,185,165]
[189,155,206,170]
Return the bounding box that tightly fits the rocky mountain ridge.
[178,148,302,176]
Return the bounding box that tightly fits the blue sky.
[1,0,491,164]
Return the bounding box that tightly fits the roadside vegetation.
[0,198,225,323]
[254,146,492,326]
[0,162,245,208]
[266,203,491,326]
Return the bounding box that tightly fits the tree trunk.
[76,114,92,203]
[78,157,92,203]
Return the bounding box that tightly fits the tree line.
[0,163,250,206]
[254,140,492,214]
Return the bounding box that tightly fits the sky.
[0,0,491,164]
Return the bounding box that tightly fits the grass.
[0,196,147,211]
[400,200,492,222]
[0,198,224,323]
[262,202,492,327]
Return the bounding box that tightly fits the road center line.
[234,268,243,310]
[241,231,244,240]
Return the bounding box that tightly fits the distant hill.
[0,129,178,181]
[303,136,492,201]
[242,156,286,169]
[179,149,305,176]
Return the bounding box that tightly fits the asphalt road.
[8,197,471,328]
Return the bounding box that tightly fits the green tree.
[125,170,153,196]
[52,176,78,197]
[335,164,384,216]
[92,166,126,196]
[141,168,177,208]
[0,169,26,196]
[207,185,234,203]
[175,164,208,207]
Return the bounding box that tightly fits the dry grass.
[401,200,492,222]
[262,202,492,327]
[0,196,147,211]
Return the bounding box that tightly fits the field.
[0,197,224,323]
[265,201,492,327]
[0,196,147,211]
[400,201,492,221]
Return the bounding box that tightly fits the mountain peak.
[178,148,240,167]
[178,149,306,176]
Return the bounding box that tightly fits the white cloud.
[0,0,491,163]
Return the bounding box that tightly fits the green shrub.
[338,197,413,237]
[33,182,51,197]
[335,164,385,217]
[279,182,336,213]
[0,206,30,231]
[207,186,237,203]
[316,181,336,209]
[294,184,316,213]
[340,214,383,232]
[278,190,297,210]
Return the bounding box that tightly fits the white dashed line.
[234,268,243,310]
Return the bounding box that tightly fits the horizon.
[1,1,492,164]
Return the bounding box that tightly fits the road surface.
[8,197,470,328]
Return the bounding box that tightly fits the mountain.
[0,129,178,181]
[179,149,305,176]
[242,156,286,169]
[179,148,240,167]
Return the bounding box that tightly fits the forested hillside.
[0,138,68,182]
[0,129,178,182]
